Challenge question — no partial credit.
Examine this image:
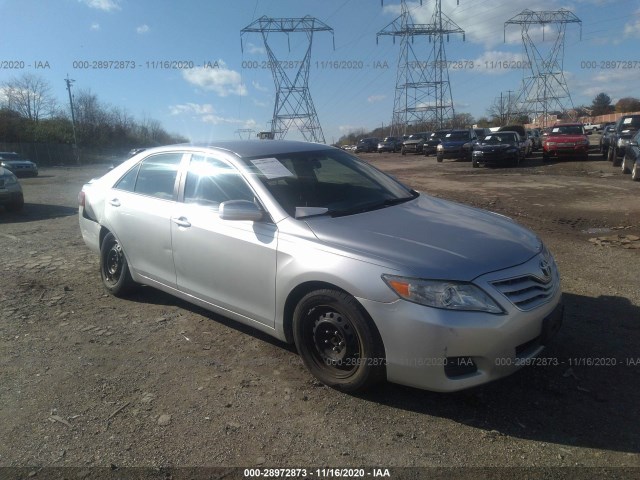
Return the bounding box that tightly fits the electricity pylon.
[378,0,464,135]
[505,9,581,127]
[241,16,334,143]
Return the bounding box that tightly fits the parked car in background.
[401,132,431,155]
[0,166,24,212]
[78,140,563,393]
[436,129,478,162]
[542,123,590,162]
[472,132,524,168]
[621,130,640,181]
[607,114,640,166]
[583,122,602,133]
[355,137,379,153]
[377,136,402,153]
[527,129,542,151]
[498,125,531,157]
[473,128,492,141]
[0,152,38,177]
[600,123,617,158]
[423,130,450,156]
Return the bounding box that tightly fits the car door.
[104,152,187,287]
[170,153,278,327]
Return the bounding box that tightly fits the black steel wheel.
[293,289,385,392]
[100,232,135,297]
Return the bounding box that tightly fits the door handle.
[108,198,121,207]
[171,216,191,228]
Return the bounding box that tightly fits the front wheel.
[436,154,443,163]
[472,159,479,168]
[621,157,631,174]
[632,163,640,181]
[100,232,136,297]
[293,289,386,392]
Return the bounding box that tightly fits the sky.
[0,0,639,144]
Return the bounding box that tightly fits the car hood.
[476,143,515,151]
[304,195,541,281]
[441,139,470,147]
[1,160,34,166]
[546,135,586,142]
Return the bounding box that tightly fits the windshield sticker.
[623,118,633,124]
[251,158,294,179]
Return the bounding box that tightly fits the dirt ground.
[1,137,639,477]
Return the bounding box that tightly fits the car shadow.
[113,287,639,453]
[0,203,78,223]
[355,292,640,453]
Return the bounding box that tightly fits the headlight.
[437,144,444,151]
[546,142,556,146]
[472,150,483,157]
[618,138,630,147]
[382,275,504,314]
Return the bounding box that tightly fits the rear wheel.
[293,289,386,392]
[100,232,136,297]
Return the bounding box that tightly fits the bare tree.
[2,73,57,121]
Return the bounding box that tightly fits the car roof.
[155,140,335,159]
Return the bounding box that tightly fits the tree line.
[0,73,188,151]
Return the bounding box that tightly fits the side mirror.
[219,200,264,221]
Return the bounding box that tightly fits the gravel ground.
[0,141,639,479]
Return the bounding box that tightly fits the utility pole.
[64,75,79,164]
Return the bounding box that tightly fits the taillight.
[78,190,85,207]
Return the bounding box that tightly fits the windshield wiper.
[329,192,418,218]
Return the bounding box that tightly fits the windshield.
[482,134,516,144]
[242,149,417,218]
[444,131,470,141]
[620,116,640,131]
[550,125,584,135]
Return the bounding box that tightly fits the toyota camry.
[78,140,563,392]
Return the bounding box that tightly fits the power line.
[241,16,334,143]
[377,0,465,135]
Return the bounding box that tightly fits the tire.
[611,147,622,167]
[472,159,479,168]
[5,193,24,212]
[401,147,406,156]
[632,163,640,181]
[436,154,443,163]
[293,289,386,392]
[601,143,608,159]
[607,146,615,163]
[622,157,631,174]
[100,232,136,297]
[542,153,550,163]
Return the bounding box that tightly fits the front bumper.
[402,143,423,154]
[473,150,518,165]
[359,253,563,392]
[544,143,589,157]
[438,147,468,160]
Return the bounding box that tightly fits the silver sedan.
[78,140,563,392]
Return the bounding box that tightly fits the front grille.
[492,270,559,311]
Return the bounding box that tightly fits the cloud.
[170,103,256,129]
[90,23,100,31]
[78,0,121,12]
[623,9,640,38]
[182,61,247,97]
[136,24,150,34]
[252,81,269,92]
[244,42,266,55]
[381,1,579,48]
[367,94,386,103]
